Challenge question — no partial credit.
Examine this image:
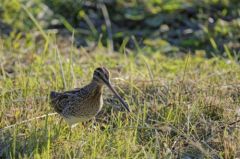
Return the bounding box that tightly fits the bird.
[50,67,130,127]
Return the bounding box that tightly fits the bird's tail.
[50,91,59,100]
[49,91,61,106]
[49,91,63,113]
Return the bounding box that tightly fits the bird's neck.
[89,80,103,94]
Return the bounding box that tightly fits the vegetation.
[0,0,240,158]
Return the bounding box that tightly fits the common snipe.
[50,67,130,126]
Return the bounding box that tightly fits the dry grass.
[0,34,240,158]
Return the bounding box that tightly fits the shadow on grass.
[0,117,65,158]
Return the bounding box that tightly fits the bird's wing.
[50,85,92,114]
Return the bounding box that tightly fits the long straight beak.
[104,80,130,112]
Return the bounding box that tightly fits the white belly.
[64,116,91,126]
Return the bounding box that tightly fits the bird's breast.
[88,94,103,114]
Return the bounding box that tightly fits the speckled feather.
[50,82,103,125]
[49,67,130,126]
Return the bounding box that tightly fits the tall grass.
[0,33,240,158]
[0,0,240,158]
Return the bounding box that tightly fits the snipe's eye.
[95,71,101,76]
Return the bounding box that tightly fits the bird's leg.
[89,117,97,131]
[93,117,97,126]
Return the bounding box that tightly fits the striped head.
[93,67,110,85]
[92,67,130,112]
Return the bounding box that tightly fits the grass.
[0,0,240,158]
[0,33,240,158]
[1,0,239,56]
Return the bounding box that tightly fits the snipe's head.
[92,67,130,112]
[93,67,110,85]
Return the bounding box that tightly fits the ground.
[0,0,240,158]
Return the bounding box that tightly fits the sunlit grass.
[0,33,240,158]
[0,0,240,157]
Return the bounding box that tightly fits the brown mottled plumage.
[50,67,130,126]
